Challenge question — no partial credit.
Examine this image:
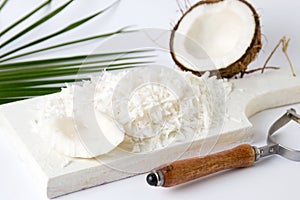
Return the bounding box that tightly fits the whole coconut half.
[170,0,262,78]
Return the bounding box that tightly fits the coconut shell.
[170,0,262,78]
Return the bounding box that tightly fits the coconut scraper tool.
[146,108,300,187]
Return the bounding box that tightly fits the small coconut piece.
[170,0,262,78]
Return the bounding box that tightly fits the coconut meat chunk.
[172,0,256,71]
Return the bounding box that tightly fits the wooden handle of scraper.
[147,144,256,187]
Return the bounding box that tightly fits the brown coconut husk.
[170,0,262,79]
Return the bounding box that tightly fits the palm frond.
[0,0,154,104]
[0,0,119,59]
[0,28,132,63]
[0,0,73,49]
[0,0,51,37]
[0,87,61,98]
[0,53,153,103]
[0,61,151,82]
[0,50,153,67]
[0,0,9,11]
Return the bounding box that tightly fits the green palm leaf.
[0,0,72,49]
[0,0,52,37]
[0,28,132,62]
[0,0,154,104]
[0,0,8,11]
[0,0,120,59]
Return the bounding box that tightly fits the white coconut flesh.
[35,68,231,158]
[172,0,256,71]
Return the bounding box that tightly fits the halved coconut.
[170,0,262,78]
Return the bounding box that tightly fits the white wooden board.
[0,68,300,198]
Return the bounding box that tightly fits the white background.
[1,0,300,199]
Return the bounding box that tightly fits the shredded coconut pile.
[35,67,231,158]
